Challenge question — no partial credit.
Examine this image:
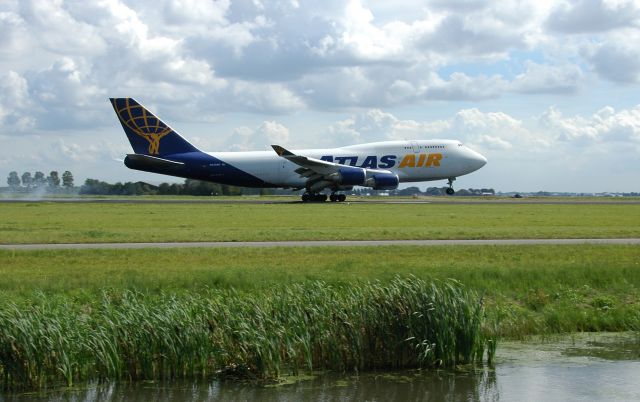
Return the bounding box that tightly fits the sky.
[1,0,639,192]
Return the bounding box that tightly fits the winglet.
[271,145,294,157]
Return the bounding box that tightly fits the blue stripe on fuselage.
[126,151,274,187]
[320,155,397,169]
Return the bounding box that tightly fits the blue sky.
[1,0,639,192]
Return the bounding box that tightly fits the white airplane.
[110,98,487,202]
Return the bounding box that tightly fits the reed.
[0,277,492,390]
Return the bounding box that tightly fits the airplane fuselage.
[214,140,486,188]
[129,139,487,189]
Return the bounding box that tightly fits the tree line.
[78,178,266,196]
[6,171,74,190]
[4,170,273,196]
[352,186,495,196]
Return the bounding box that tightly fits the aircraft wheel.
[338,194,347,202]
[330,194,338,202]
[446,177,456,195]
[303,193,328,202]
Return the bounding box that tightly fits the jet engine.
[365,173,400,190]
[333,167,366,186]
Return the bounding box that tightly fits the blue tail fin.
[110,98,200,156]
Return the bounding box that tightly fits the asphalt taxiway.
[1,238,639,250]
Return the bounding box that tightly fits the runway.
[1,197,639,205]
[2,238,639,250]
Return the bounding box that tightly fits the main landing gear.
[301,193,347,202]
[329,193,347,202]
[446,177,456,195]
[301,193,327,202]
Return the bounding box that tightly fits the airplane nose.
[466,149,487,171]
[476,152,487,168]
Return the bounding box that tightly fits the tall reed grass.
[0,277,493,390]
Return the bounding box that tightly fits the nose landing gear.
[446,177,456,195]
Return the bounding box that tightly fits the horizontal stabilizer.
[124,154,185,171]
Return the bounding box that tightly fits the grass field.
[1,244,638,337]
[1,201,639,243]
[1,199,639,388]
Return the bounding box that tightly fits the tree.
[80,178,109,195]
[7,171,20,188]
[184,179,220,195]
[21,172,32,188]
[48,171,61,188]
[34,171,46,187]
[158,182,171,194]
[62,171,74,188]
[168,183,182,195]
[425,187,443,196]
[397,186,422,196]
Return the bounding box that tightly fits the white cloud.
[320,106,558,156]
[425,72,507,100]
[336,0,409,61]
[228,82,305,114]
[476,134,513,150]
[1,0,639,191]
[48,138,123,163]
[421,14,523,58]
[450,108,553,152]
[418,1,551,60]
[546,0,640,34]
[0,10,30,63]
[323,109,451,146]
[161,0,229,26]
[540,105,640,143]
[1,0,636,124]
[586,40,640,83]
[226,120,291,151]
[0,70,34,131]
[511,62,583,94]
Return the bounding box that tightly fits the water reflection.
[0,370,499,402]
[1,333,638,402]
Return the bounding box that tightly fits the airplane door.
[277,159,287,182]
[410,142,420,153]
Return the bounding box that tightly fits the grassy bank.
[1,244,638,389]
[1,245,638,337]
[0,278,491,390]
[1,202,639,243]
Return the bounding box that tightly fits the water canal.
[2,333,638,402]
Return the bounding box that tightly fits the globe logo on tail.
[114,99,172,155]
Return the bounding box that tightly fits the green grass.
[1,202,639,243]
[1,245,638,337]
[1,199,639,389]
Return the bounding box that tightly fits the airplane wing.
[271,145,398,193]
[271,145,345,176]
